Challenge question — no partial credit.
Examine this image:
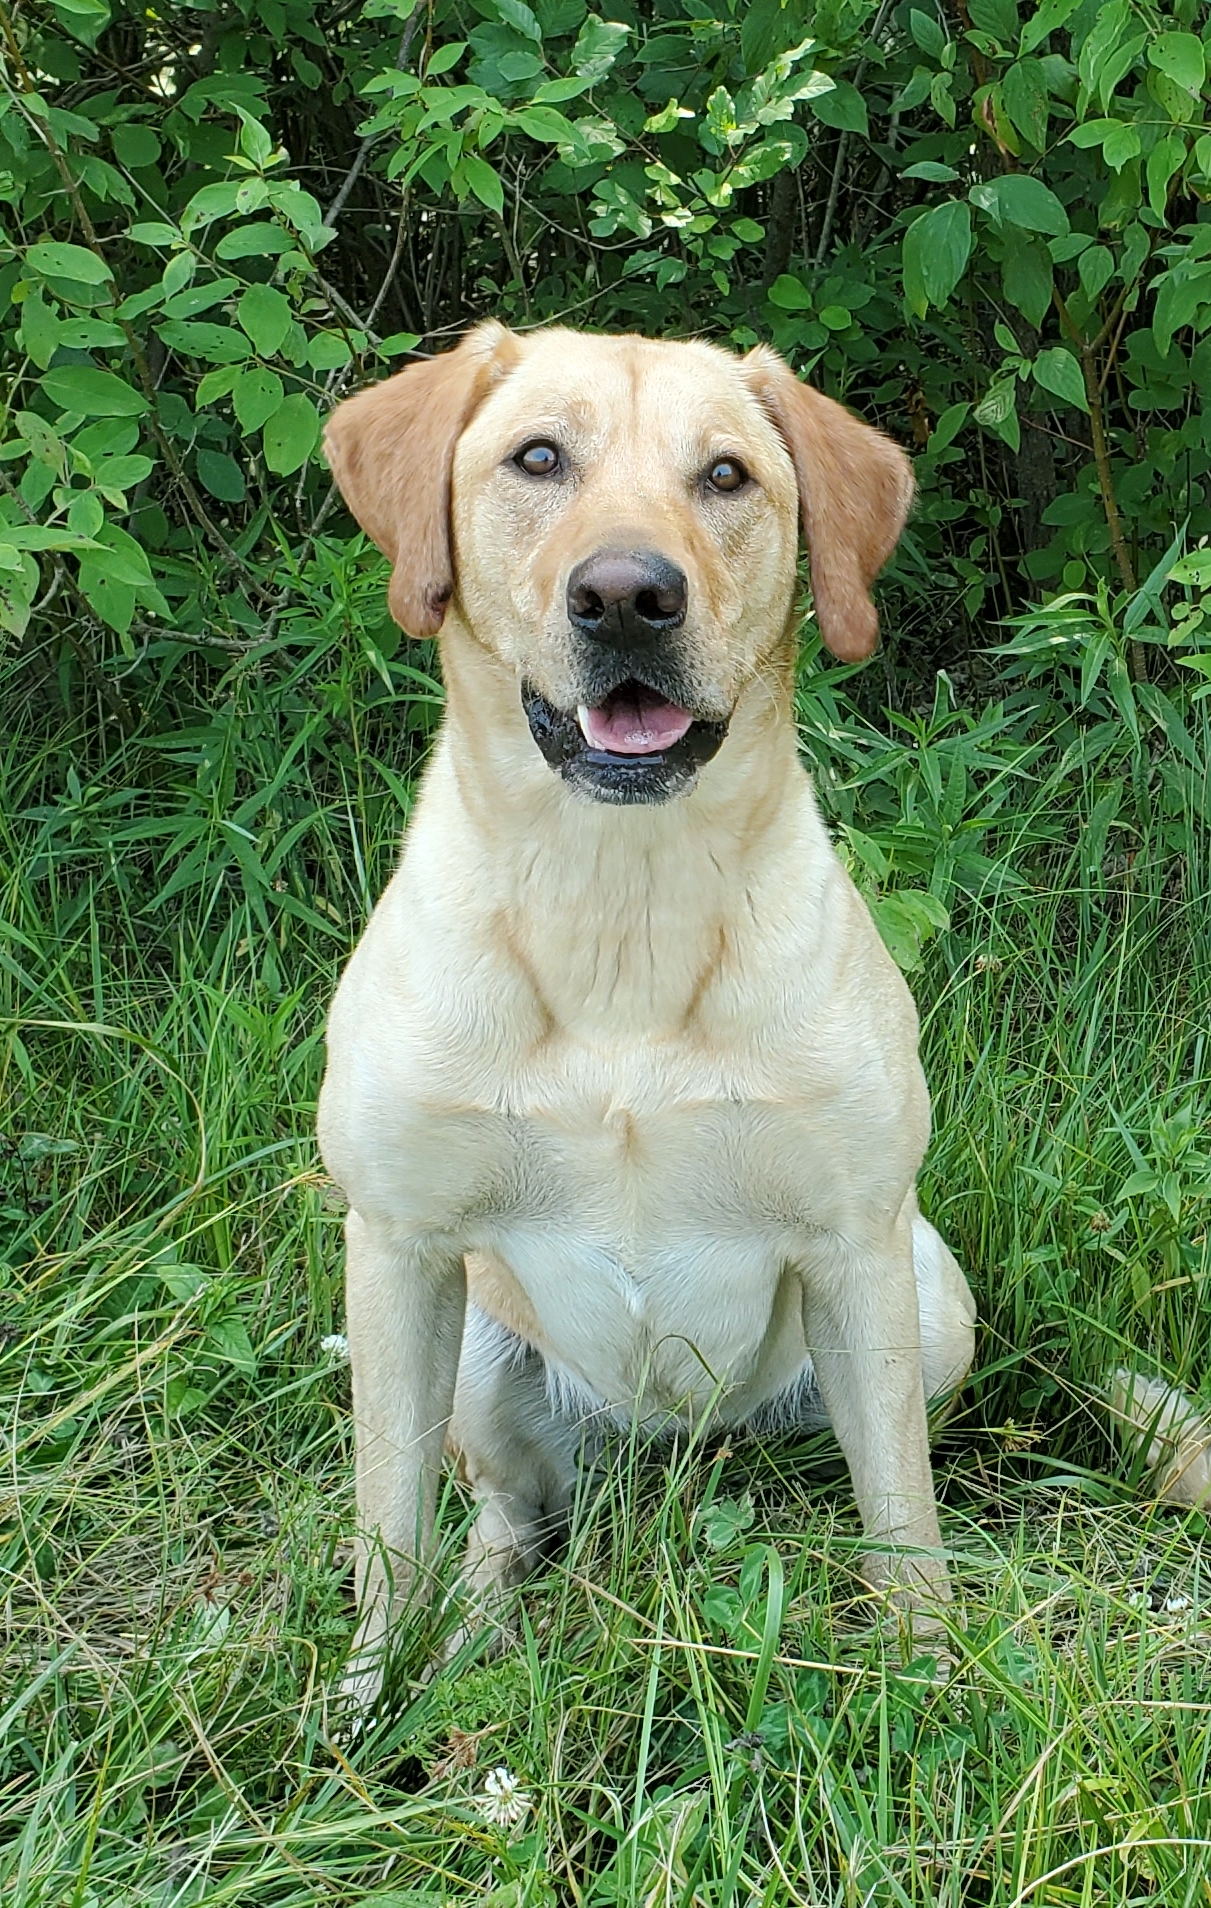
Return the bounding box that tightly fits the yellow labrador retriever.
[319,323,977,1705]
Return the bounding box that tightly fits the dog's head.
[325,323,913,805]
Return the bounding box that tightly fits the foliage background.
[3,0,1211,1900]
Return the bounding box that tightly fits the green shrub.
[5,0,1211,667]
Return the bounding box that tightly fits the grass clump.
[2,581,1210,1903]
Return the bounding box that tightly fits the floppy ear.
[323,321,519,637]
[744,346,914,661]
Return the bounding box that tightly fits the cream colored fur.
[318,325,979,1707]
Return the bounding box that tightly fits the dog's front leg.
[800,1207,950,1622]
[343,1209,466,1710]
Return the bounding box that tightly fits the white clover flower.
[478,1766,532,1828]
[1164,1593,1192,1615]
[320,1332,350,1361]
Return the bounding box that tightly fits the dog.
[318,321,983,1706]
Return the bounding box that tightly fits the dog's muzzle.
[521,548,731,804]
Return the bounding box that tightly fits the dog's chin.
[521,680,730,805]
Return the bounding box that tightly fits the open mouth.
[522,679,729,805]
[576,682,695,755]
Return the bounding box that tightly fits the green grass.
[3,610,1211,1905]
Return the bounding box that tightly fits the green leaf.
[215,224,296,259]
[974,378,1017,428]
[1020,0,1079,55]
[1077,243,1114,304]
[426,40,467,75]
[18,290,61,370]
[82,523,154,587]
[13,410,66,471]
[230,360,282,429]
[196,365,242,405]
[741,0,804,73]
[1147,31,1204,96]
[1102,122,1142,172]
[968,0,1018,46]
[1033,346,1088,412]
[111,122,161,168]
[67,491,104,537]
[902,160,961,182]
[128,221,180,246]
[867,889,950,972]
[95,452,154,492]
[767,274,812,311]
[51,0,112,45]
[182,180,244,231]
[648,100,686,139]
[26,240,113,285]
[492,0,542,42]
[207,1316,257,1373]
[157,320,250,365]
[908,8,946,59]
[1002,231,1053,328]
[459,152,505,214]
[572,15,629,81]
[196,447,246,503]
[513,105,578,143]
[1146,131,1187,221]
[533,75,594,102]
[0,524,97,550]
[499,49,543,79]
[895,67,934,113]
[77,522,166,635]
[970,174,1069,236]
[902,200,971,316]
[1067,117,1145,171]
[810,78,867,137]
[1118,1169,1159,1202]
[262,393,321,474]
[307,332,351,371]
[1106,652,1138,741]
[1066,117,1118,147]
[237,282,292,357]
[1003,59,1049,150]
[116,287,167,325]
[929,70,956,128]
[236,109,275,170]
[58,318,126,348]
[1147,68,1192,124]
[1152,260,1211,355]
[163,278,240,319]
[928,401,969,452]
[42,365,148,416]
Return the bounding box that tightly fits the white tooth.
[576,704,593,742]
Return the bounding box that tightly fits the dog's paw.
[439,1602,517,1668]
[332,1637,389,1741]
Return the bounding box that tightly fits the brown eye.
[516,441,561,477]
[707,456,748,493]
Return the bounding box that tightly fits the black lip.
[521,682,730,806]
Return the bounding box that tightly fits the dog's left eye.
[706,457,748,494]
[515,441,561,477]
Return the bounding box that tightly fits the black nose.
[566,550,687,644]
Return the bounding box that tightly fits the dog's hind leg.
[1108,1369,1211,1508]
[911,1211,977,1413]
[447,1306,579,1633]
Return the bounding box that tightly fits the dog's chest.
[463,1064,830,1417]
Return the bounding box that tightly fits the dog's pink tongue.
[578,687,693,754]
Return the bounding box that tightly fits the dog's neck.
[430,621,816,1040]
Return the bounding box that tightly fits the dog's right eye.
[515,441,561,477]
